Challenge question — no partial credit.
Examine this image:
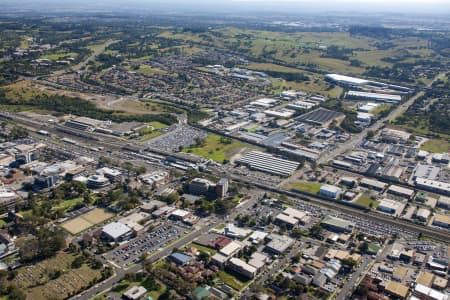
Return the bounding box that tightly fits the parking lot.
[149,125,208,151]
[292,198,417,239]
[105,223,189,267]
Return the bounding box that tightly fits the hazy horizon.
[2,0,450,16]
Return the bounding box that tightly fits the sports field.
[61,208,114,235]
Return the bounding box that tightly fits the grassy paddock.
[420,139,450,153]
[290,182,322,194]
[182,134,246,164]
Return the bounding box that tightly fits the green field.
[217,270,249,291]
[139,131,164,142]
[370,104,392,116]
[41,52,78,60]
[355,193,379,209]
[149,121,168,129]
[51,197,84,212]
[289,182,322,194]
[189,243,217,255]
[125,64,167,75]
[420,139,450,153]
[182,134,246,164]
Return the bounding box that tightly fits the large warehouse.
[237,151,300,177]
[325,74,369,86]
[297,108,345,127]
[346,91,402,104]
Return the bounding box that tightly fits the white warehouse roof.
[326,74,369,85]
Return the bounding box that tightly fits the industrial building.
[249,98,278,108]
[415,178,450,196]
[297,108,345,127]
[415,208,431,223]
[264,109,295,119]
[237,151,300,177]
[325,74,369,86]
[437,196,450,210]
[346,91,402,104]
[359,178,387,191]
[319,185,343,200]
[320,216,354,233]
[432,214,450,229]
[413,165,441,181]
[376,198,405,216]
[387,185,415,199]
[380,128,411,144]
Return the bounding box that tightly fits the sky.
[3,0,450,15]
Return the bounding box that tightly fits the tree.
[366,130,375,140]
[358,242,369,253]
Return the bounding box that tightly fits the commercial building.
[248,252,268,271]
[228,258,257,279]
[432,214,450,229]
[237,151,300,177]
[385,281,409,299]
[168,209,191,221]
[96,167,122,182]
[413,284,448,300]
[118,212,150,232]
[320,216,354,233]
[215,178,229,198]
[274,213,298,229]
[0,186,19,213]
[319,185,342,200]
[123,286,147,300]
[347,91,402,104]
[87,174,110,189]
[189,178,214,195]
[264,234,294,254]
[139,171,169,188]
[102,222,133,242]
[219,240,244,257]
[168,252,193,266]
